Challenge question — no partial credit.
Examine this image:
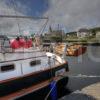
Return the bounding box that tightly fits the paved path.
[60,82,100,100]
[82,82,100,100]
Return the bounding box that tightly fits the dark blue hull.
[0,62,69,98]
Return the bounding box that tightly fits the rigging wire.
[11,0,49,36]
[39,18,49,35]
[12,0,21,35]
[0,0,48,36]
[0,15,48,19]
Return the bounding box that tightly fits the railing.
[0,55,46,63]
[0,44,42,53]
[0,45,13,53]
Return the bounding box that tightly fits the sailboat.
[0,15,69,100]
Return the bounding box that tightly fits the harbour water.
[61,45,100,99]
[17,46,100,100]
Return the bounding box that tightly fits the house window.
[30,60,41,66]
[1,64,15,72]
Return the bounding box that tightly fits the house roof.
[78,28,89,32]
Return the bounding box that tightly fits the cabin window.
[1,64,15,72]
[30,60,41,66]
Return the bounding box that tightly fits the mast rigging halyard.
[0,15,48,19]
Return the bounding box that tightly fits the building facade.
[96,31,100,40]
[77,28,90,38]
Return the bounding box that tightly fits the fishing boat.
[0,16,69,100]
[54,43,87,56]
[66,44,87,56]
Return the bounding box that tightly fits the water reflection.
[62,46,100,99]
[66,46,100,75]
[67,77,100,92]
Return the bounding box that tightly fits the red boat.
[55,44,87,56]
[66,45,87,56]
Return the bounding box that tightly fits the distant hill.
[90,27,100,32]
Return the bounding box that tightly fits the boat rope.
[44,81,57,100]
[38,18,49,35]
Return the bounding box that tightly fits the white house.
[96,31,100,40]
[77,28,90,38]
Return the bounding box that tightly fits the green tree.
[50,35,63,42]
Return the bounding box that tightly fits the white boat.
[0,17,68,100]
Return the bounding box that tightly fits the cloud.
[1,0,99,34]
[0,0,47,35]
[44,0,100,32]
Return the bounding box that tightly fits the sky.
[0,0,100,34]
[0,0,49,35]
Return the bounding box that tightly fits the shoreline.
[65,42,100,46]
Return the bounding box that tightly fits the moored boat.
[66,44,87,56]
[0,35,69,100]
[54,43,87,56]
[0,15,69,99]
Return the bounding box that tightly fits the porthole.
[30,60,41,66]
